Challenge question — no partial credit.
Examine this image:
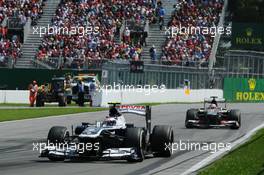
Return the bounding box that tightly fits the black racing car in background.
[185,97,241,129]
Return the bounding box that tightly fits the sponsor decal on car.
[117,105,146,115]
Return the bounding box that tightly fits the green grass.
[0,103,30,107]
[0,103,83,107]
[0,108,107,122]
[199,128,264,175]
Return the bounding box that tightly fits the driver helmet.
[210,103,217,109]
[109,106,120,117]
[104,117,116,126]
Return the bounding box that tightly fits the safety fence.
[2,50,264,91]
[215,50,264,79]
[101,61,215,89]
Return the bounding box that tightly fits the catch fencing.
[101,61,215,89]
[215,50,264,79]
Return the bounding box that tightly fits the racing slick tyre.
[126,128,146,162]
[229,109,241,129]
[47,126,69,161]
[151,125,174,157]
[185,109,198,128]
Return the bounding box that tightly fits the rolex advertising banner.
[224,78,264,102]
[232,23,264,51]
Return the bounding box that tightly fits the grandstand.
[3,0,225,69]
[0,0,264,90]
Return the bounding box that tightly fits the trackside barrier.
[0,90,29,104]
[0,89,223,106]
[99,89,223,107]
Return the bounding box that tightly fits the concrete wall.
[0,89,223,106]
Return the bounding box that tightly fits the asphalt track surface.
[0,103,263,175]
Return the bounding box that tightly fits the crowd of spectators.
[36,0,156,69]
[0,0,46,67]
[0,0,45,26]
[0,37,22,66]
[162,0,224,67]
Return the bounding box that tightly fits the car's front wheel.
[47,126,69,161]
[185,109,198,128]
[126,128,146,162]
[229,109,241,129]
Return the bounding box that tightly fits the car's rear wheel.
[47,126,69,161]
[126,128,146,162]
[185,109,198,128]
[151,125,174,157]
[229,109,241,129]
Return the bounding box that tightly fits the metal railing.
[31,58,54,69]
[101,61,215,89]
[215,50,264,78]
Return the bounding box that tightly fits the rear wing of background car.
[204,97,226,103]
[116,104,152,134]
[204,97,227,108]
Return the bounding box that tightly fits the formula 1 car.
[40,103,174,162]
[185,97,241,129]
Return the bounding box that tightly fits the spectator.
[139,32,147,46]
[151,0,157,8]
[150,45,157,62]
[158,6,165,31]
[124,27,131,44]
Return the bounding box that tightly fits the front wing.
[40,145,141,161]
[186,119,239,128]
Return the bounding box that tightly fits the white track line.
[181,122,264,175]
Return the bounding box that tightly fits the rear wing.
[204,97,227,108]
[204,97,226,103]
[117,105,147,116]
[116,105,152,134]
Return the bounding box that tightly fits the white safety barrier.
[99,89,223,107]
[0,90,29,104]
[0,89,223,106]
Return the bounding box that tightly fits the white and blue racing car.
[40,103,174,162]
